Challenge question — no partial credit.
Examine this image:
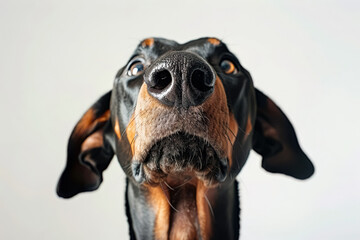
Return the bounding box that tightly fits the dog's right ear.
[252,89,314,179]
[57,91,114,198]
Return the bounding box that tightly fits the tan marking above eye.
[207,38,221,46]
[141,38,154,48]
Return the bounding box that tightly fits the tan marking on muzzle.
[132,76,230,163]
[200,76,230,158]
[227,113,239,167]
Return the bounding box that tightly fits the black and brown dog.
[57,37,314,240]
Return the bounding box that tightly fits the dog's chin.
[131,132,228,187]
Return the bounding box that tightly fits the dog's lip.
[131,131,228,185]
[143,131,221,163]
[131,159,228,186]
[138,130,222,162]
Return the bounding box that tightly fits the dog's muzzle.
[130,51,230,186]
[131,132,228,185]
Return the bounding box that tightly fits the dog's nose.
[144,51,216,108]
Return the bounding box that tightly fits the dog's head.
[57,37,314,198]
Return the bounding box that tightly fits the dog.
[57,37,314,240]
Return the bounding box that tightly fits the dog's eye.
[127,61,145,77]
[220,60,238,75]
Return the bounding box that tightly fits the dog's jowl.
[57,37,314,240]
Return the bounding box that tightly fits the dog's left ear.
[57,91,114,198]
[252,89,314,179]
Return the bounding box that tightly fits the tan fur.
[81,131,103,152]
[196,181,212,240]
[148,186,170,240]
[142,38,155,48]
[73,108,95,137]
[169,183,198,240]
[244,115,252,142]
[114,117,121,140]
[133,76,229,164]
[125,114,136,155]
[207,38,221,46]
[149,179,216,240]
[227,113,239,167]
[73,109,110,138]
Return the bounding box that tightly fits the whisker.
[120,108,138,137]
[226,119,246,136]
[205,178,213,195]
[226,125,237,139]
[221,124,243,172]
[130,133,137,146]
[224,123,243,140]
[223,127,233,145]
[160,182,179,212]
[120,105,153,138]
[163,181,175,191]
[120,94,161,140]
[173,176,193,189]
[124,162,133,176]
[204,194,214,218]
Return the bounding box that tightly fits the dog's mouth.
[131,132,228,186]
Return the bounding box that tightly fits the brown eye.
[220,60,238,75]
[127,60,145,76]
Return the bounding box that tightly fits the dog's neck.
[126,178,240,240]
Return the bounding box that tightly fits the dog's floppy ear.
[57,91,114,198]
[252,89,314,179]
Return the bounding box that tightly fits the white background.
[1,0,359,239]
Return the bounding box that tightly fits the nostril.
[151,70,172,90]
[190,69,212,92]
